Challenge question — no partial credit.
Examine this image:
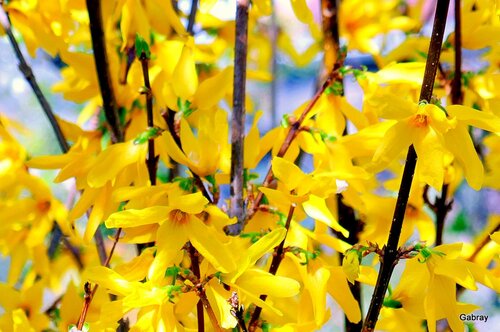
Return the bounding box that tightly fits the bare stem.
[248,65,343,219]
[248,203,296,331]
[187,0,198,35]
[86,0,124,143]
[436,0,461,246]
[227,0,250,235]
[188,244,206,332]
[140,55,158,186]
[362,1,450,331]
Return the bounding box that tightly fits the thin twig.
[227,0,250,235]
[139,53,158,186]
[248,202,296,331]
[187,0,198,35]
[248,65,343,219]
[0,8,69,152]
[362,1,450,331]
[86,0,124,143]
[161,111,213,203]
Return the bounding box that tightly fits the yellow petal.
[236,269,300,297]
[193,67,233,109]
[188,217,236,273]
[371,120,414,171]
[106,206,170,228]
[444,125,483,190]
[328,267,361,323]
[414,129,445,190]
[290,0,313,23]
[85,266,134,296]
[271,157,307,191]
[303,194,349,237]
[148,221,187,283]
[87,141,145,188]
[172,42,198,99]
[447,105,500,132]
[169,192,208,214]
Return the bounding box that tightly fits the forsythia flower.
[369,93,500,190]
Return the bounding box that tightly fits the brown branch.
[322,0,363,330]
[188,243,206,332]
[248,202,296,331]
[227,0,250,236]
[86,0,124,143]
[362,1,451,331]
[436,0,462,246]
[247,64,343,220]
[139,54,158,186]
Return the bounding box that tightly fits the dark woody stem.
[227,0,250,235]
[86,0,124,143]
[321,0,362,330]
[139,55,158,186]
[187,0,198,35]
[362,1,450,331]
[248,203,296,331]
[435,0,462,246]
[188,243,206,332]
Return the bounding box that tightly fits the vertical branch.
[436,0,461,246]
[321,0,340,78]
[86,0,124,143]
[188,244,205,332]
[140,54,158,186]
[270,0,278,126]
[321,1,362,330]
[227,0,250,235]
[248,203,296,331]
[187,0,198,35]
[362,1,450,331]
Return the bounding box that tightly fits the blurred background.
[0,0,499,330]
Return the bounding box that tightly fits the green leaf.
[450,212,470,232]
[173,177,196,192]
[177,98,195,117]
[135,33,151,59]
[133,126,164,145]
[383,297,403,309]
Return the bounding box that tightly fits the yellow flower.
[388,243,500,332]
[164,109,229,176]
[106,191,236,282]
[369,93,500,190]
[0,281,50,331]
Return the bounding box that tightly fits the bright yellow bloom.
[369,93,500,189]
[106,191,236,282]
[0,281,50,331]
